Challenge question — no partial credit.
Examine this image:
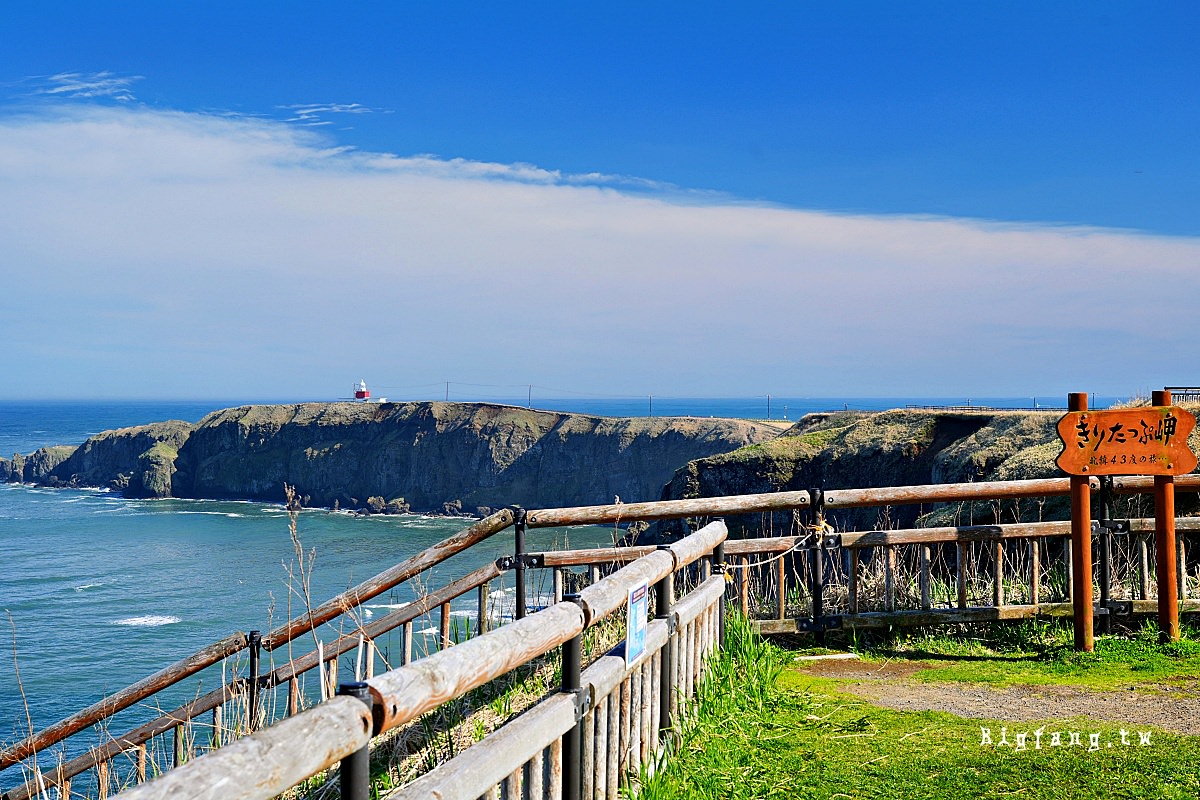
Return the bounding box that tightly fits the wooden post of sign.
[1153,389,1180,643]
[1068,392,1094,652]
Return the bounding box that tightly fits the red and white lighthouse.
[354,379,370,401]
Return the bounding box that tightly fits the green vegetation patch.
[639,619,1200,800]
[792,424,852,449]
[858,620,1200,689]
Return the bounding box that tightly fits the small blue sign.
[626,582,648,667]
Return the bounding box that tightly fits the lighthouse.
[354,380,370,401]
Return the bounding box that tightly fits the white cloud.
[0,104,1196,400]
[278,102,381,127]
[30,72,142,102]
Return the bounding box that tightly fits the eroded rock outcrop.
[3,402,779,512]
[169,402,779,511]
[44,421,194,498]
[655,409,1069,537]
[0,446,76,483]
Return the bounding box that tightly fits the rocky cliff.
[0,402,780,512]
[656,405,1200,538]
[656,409,1069,536]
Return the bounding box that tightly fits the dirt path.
[795,658,1200,735]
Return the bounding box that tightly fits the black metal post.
[514,507,528,620]
[337,682,372,800]
[809,488,826,646]
[247,630,261,732]
[811,542,825,646]
[1098,478,1113,634]
[562,594,583,800]
[655,546,674,741]
[713,539,726,650]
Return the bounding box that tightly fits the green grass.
[636,618,1200,800]
[857,620,1200,689]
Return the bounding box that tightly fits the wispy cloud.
[277,102,380,127]
[362,153,685,194]
[0,104,1196,400]
[30,71,142,102]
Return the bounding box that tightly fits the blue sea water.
[0,395,1117,787]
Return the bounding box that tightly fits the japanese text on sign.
[1056,406,1197,476]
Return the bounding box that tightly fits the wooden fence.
[5,473,1200,800]
[111,520,729,800]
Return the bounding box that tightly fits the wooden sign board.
[1057,406,1197,476]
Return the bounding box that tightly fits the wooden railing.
[6,473,1200,800]
[0,511,518,800]
[722,517,1200,635]
[112,520,729,800]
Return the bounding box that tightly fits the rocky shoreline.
[12,402,1193,529]
[0,401,778,516]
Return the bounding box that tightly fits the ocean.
[0,395,1116,787]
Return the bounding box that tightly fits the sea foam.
[113,615,181,627]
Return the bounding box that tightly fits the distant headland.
[0,401,779,515]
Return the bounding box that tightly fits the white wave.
[415,625,440,637]
[74,582,105,592]
[113,615,181,627]
[177,510,244,518]
[364,602,410,610]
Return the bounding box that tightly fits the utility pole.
[445,381,449,402]
[767,394,771,420]
[527,384,532,409]
[649,395,653,418]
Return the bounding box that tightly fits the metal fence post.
[247,630,262,732]
[1098,477,1113,634]
[562,594,583,800]
[514,507,528,620]
[712,538,726,650]
[655,546,675,742]
[809,488,826,646]
[337,682,372,800]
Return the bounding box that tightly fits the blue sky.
[1,3,1197,401]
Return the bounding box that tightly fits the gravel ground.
[795,657,1200,735]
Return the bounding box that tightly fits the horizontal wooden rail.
[0,632,248,771]
[265,562,503,686]
[112,695,372,800]
[526,491,813,527]
[824,474,1200,508]
[538,545,656,567]
[3,682,245,800]
[525,476,1200,529]
[263,509,514,650]
[716,516,1200,553]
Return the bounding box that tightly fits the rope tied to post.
[723,514,835,576]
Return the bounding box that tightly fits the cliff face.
[657,409,1069,536]
[170,402,779,512]
[55,421,195,498]
[0,446,76,483]
[5,402,779,512]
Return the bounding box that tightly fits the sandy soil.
[795,657,1200,735]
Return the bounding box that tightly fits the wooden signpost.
[1056,390,1197,649]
